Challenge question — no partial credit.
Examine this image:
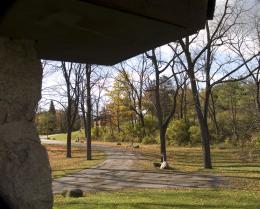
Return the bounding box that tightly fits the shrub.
[218,111,233,139]
[142,136,158,144]
[102,133,115,142]
[133,124,143,138]
[167,120,190,145]
[91,127,107,140]
[251,134,260,148]
[224,138,232,146]
[189,125,201,145]
[155,134,162,144]
[144,115,157,133]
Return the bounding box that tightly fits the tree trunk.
[198,117,212,169]
[140,114,146,139]
[183,81,188,122]
[82,106,88,145]
[96,102,100,138]
[210,93,220,137]
[160,126,167,162]
[86,64,92,160]
[256,82,260,112]
[190,73,212,169]
[0,37,53,209]
[116,107,120,133]
[66,127,72,158]
[66,96,72,158]
[80,89,87,143]
[95,120,99,138]
[151,50,168,164]
[180,87,184,120]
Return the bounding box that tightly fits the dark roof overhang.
[0,0,216,65]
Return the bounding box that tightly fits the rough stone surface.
[0,37,53,209]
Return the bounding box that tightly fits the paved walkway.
[41,139,226,194]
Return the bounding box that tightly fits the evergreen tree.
[48,100,56,133]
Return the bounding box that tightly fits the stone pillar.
[0,37,53,209]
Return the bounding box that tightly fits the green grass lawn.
[126,144,260,191]
[54,189,260,209]
[48,130,85,142]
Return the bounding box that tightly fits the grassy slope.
[54,189,260,209]
[45,144,105,179]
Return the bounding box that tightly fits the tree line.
[37,0,260,169]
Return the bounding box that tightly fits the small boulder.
[68,189,83,198]
[160,161,169,170]
[133,144,140,149]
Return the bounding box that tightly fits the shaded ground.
[41,140,226,194]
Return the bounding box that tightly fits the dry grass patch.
[45,145,106,179]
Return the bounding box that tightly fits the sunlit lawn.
[45,144,106,179]
[46,133,260,208]
[128,144,260,191]
[54,189,260,209]
[48,130,85,141]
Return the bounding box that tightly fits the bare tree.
[79,64,93,160]
[146,48,184,166]
[60,62,84,158]
[80,64,108,160]
[40,61,84,157]
[85,64,92,160]
[228,11,260,112]
[174,0,258,168]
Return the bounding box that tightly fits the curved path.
[41,139,225,194]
